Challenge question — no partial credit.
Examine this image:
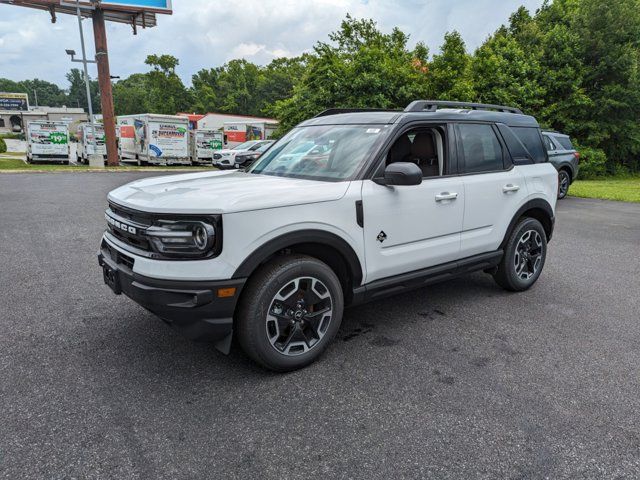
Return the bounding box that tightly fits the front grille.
[106,202,153,252]
[102,239,135,270]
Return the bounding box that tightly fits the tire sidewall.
[238,256,344,371]
[504,218,547,290]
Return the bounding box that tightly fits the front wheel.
[236,255,344,372]
[493,217,547,292]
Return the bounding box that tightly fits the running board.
[351,250,503,305]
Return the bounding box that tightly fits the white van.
[26,120,69,164]
[75,123,106,164]
[116,114,190,166]
[189,129,223,165]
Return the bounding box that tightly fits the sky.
[0,0,545,88]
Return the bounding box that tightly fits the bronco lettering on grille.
[105,212,137,234]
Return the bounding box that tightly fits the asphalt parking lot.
[1,172,639,479]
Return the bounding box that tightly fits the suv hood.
[107,170,351,214]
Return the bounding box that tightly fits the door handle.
[503,184,520,193]
[435,192,458,202]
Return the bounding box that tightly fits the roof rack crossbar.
[404,100,523,114]
[314,108,399,118]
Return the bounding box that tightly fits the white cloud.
[0,0,545,88]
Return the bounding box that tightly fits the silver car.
[542,131,580,199]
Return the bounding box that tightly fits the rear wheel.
[558,169,571,199]
[236,255,344,372]
[493,217,547,292]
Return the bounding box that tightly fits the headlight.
[143,219,218,258]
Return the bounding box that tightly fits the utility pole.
[92,7,118,167]
[33,89,38,108]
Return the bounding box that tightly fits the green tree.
[66,68,100,112]
[428,31,475,101]
[471,26,543,112]
[272,15,430,131]
[0,78,68,108]
[112,73,151,115]
[144,54,192,114]
[573,0,640,169]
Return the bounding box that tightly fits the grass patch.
[570,177,640,203]
[0,157,214,173]
[0,158,89,171]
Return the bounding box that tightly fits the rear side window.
[512,127,547,163]
[497,124,532,165]
[543,135,555,151]
[457,123,504,173]
[556,136,574,150]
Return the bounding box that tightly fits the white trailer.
[116,114,190,166]
[223,121,278,148]
[189,129,223,165]
[75,123,106,164]
[26,120,69,164]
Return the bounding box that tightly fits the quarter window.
[543,135,555,151]
[512,127,546,163]
[457,123,504,173]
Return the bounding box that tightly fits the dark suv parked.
[542,131,580,199]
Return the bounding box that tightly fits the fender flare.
[500,198,555,248]
[556,162,576,181]
[232,229,364,286]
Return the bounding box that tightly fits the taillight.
[574,152,580,163]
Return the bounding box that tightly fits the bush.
[0,132,24,140]
[0,137,6,154]
[575,145,607,179]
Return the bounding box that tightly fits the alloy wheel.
[265,276,333,356]
[559,171,570,198]
[514,230,543,280]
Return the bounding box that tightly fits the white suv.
[99,100,558,371]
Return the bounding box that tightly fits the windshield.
[247,125,389,181]
[233,141,256,150]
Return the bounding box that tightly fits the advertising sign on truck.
[26,120,69,164]
[190,129,223,164]
[117,114,190,165]
[223,121,278,148]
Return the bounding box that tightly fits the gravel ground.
[1,172,639,479]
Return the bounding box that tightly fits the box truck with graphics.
[76,123,107,164]
[116,114,190,166]
[223,121,278,148]
[189,129,223,165]
[26,120,70,164]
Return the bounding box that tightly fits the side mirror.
[374,162,422,186]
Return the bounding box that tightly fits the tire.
[493,217,547,292]
[558,169,571,199]
[236,254,344,372]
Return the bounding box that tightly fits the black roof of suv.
[300,100,540,128]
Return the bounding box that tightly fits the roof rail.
[404,100,523,114]
[314,108,399,118]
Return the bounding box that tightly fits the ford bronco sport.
[99,100,558,371]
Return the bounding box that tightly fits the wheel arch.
[500,198,555,248]
[557,162,575,181]
[232,229,364,305]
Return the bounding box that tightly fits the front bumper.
[98,243,245,353]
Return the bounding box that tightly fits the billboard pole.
[92,7,118,167]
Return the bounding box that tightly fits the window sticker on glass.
[366,128,380,134]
